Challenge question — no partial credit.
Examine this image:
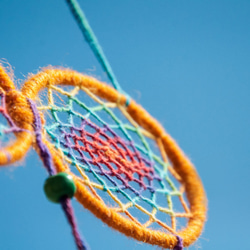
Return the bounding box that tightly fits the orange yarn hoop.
[0,66,33,165]
[19,68,207,249]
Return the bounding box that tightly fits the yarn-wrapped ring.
[19,68,207,249]
[0,66,33,165]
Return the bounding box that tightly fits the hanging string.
[27,98,88,250]
[65,0,125,95]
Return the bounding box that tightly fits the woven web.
[37,84,191,233]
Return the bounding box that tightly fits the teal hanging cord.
[66,0,129,101]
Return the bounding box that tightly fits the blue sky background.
[0,0,250,249]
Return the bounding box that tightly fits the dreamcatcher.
[0,0,206,249]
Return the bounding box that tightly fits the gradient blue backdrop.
[0,1,249,249]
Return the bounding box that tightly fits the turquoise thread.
[66,0,131,107]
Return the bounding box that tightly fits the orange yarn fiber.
[0,65,33,165]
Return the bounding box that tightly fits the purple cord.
[27,98,55,176]
[27,98,89,250]
[61,198,88,250]
[173,235,183,250]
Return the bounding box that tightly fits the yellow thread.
[106,190,124,209]
[143,208,157,228]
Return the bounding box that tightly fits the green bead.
[44,173,76,203]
